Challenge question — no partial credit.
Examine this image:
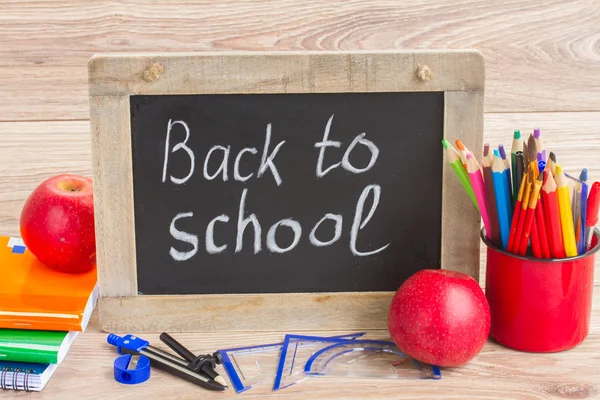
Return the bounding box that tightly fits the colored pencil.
[507,171,527,252]
[586,182,600,250]
[442,139,479,210]
[498,144,513,204]
[492,150,513,250]
[556,165,578,257]
[511,130,523,194]
[482,145,501,245]
[529,214,543,258]
[513,151,524,208]
[533,128,546,162]
[549,152,557,177]
[455,139,470,169]
[578,169,588,254]
[541,169,565,258]
[466,153,492,239]
[518,172,543,256]
[572,179,582,249]
[535,197,551,258]
[511,167,533,253]
[543,157,551,176]
[446,130,592,260]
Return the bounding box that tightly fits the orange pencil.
[507,172,527,252]
[541,170,565,258]
[510,166,533,253]
[518,171,543,256]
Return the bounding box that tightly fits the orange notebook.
[0,236,99,332]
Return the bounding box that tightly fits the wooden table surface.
[2,1,600,398]
[26,299,600,400]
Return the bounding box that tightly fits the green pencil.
[442,139,479,211]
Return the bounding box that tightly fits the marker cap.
[587,182,600,226]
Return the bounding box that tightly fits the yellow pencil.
[555,164,578,257]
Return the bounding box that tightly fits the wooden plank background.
[2,0,600,121]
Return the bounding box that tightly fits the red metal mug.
[482,228,599,352]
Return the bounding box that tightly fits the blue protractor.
[304,340,442,380]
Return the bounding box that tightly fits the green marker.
[442,139,479,211]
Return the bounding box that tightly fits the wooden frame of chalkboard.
[88,50,484,333]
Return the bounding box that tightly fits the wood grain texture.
[88,50,484,96]
[442,90,484,282]
[99,292,395,333]
[89,96,137,298]
[0,120,92,232]
[2,0,600,120]
[12,286,600,399]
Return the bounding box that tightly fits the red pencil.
[535,202,551,258]
[541,170,565,258]
[536,165,552,258]
[529,214,543,258]
[507,172,527,252]
[518,172,544,256]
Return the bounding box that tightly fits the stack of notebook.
[0,236,99,391]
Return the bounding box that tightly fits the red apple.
[388,269,490,367]
[20,174,96,273]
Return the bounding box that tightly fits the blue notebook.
[0,361,57,391]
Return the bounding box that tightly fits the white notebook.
[0,361,58,391]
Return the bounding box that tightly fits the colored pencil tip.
[483,143,489,157]
[455,139,465,151]
[555,164,563,175]
[493,148,500,157]
[549,152,556,163]
[442,139,450,149]
[580,168,588,182]
[533,128,541,139]
[466,152,473,160]
[498,144,507,160]
[513,129,521,139]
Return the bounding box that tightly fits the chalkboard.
[88,50,484,332]
[130,92,444,295]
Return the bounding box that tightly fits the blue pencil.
[579,169,588,254]
[492,149,513,249]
